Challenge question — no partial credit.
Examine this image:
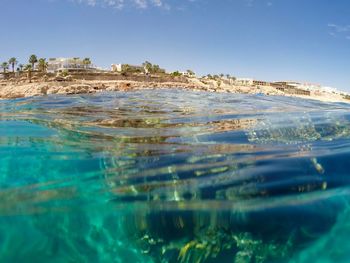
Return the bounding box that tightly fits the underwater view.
[1,89,350,263]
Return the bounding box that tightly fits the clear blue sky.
[1,0,350,91]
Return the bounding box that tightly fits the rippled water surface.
[1,89,350,262]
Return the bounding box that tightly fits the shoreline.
[0,77,349,104]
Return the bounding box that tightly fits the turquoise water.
[1,89,350,262]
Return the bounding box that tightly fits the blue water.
[0,89,350,262]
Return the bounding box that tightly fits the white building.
[111,64,122,72]
[180,71,196,77]
[321,86,341,94]
[295,82,321,91]
[47,58,95,73]
[283,82,341,94]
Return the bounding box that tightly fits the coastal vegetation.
[38,58,48,73]
[83,58,91,68]
[8,58,17,72]
[344,94,350,100]
[142,61,166,74]
[29,55,38,69]
[171,71,182,77]
[187,69,195,76]
[121,64,143,74]
[204,74,236,81]
[2,55,41,76]
[1,62,8,73]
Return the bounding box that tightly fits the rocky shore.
[0,80,198,99]
[0,76,348,104]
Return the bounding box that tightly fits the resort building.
[253,80,271,86]
[298,82,322,91]
[272,81,311,96]
[235,78,254,86]
[180,71,190,77]
[295,83,340,95]
[321,86,340,94]
[47,58,95,73]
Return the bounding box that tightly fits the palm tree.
[171,71,181,77]
[142,61,153,73]
[24,64,32,83]
[38,58,48,73]
[8,57,18,72]
[121,64,131,73]
[72,57,80,68]
[29,55,38,70]
[83,58,91,68]
[152,64,160,73]
[1,62,9,73]
[18,64,24,72]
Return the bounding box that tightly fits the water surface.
[0,89,350,262]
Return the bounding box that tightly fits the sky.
[1,0,350,91]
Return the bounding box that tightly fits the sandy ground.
[0,78,348,104]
